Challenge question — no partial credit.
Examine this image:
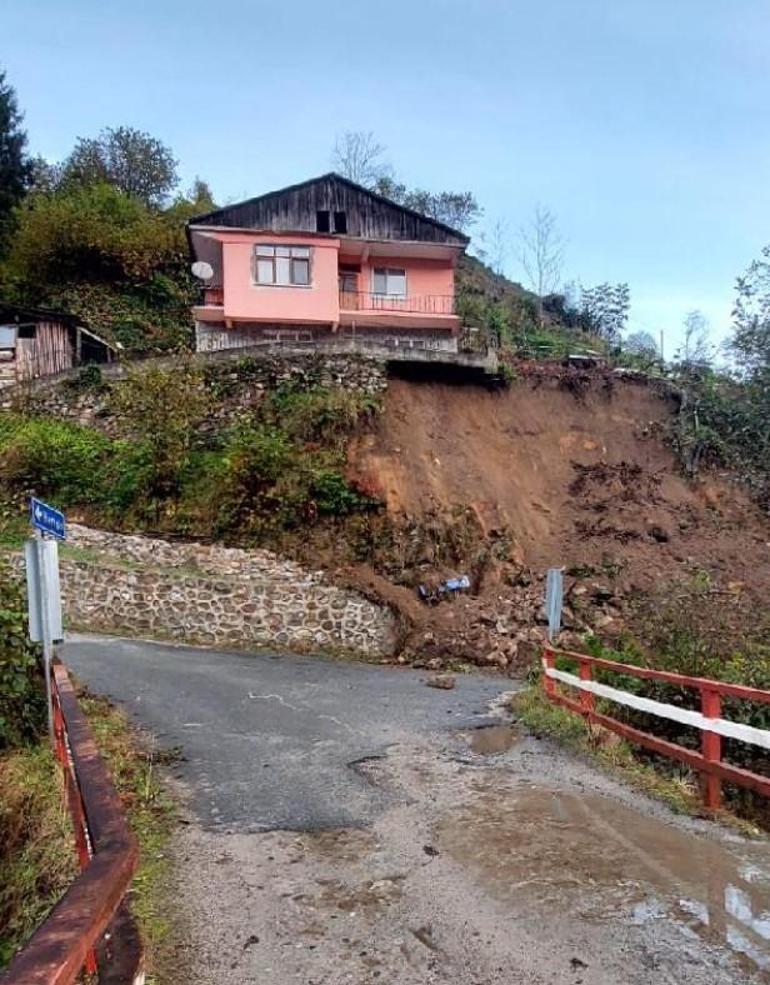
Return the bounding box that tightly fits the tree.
[625,330,658,357]
[731,244,770,379]
[5,182,181,288]
[580,282,630,344]
[397,187,481,231]
[3,181,195,351]
[61,126,179,206]
[187,177,216,211]
[332,131,481,231]
[0,68,33,254]
[623,330,660,370]
[676,309,713,372]
[332,130,392,187]
[484,218,510,276]
[518,205,564,323]
[375,177,481,231]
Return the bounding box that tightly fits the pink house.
[187,173,469,354]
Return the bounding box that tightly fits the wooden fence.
[542,645,770,809]
[0,661,141,985]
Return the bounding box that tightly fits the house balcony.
[340,291,454,315]
[203,287,224,305]
[338,291,459,331]
[192,286,224,323]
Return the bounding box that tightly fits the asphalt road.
[62,634,511,832]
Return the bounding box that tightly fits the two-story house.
[187,173,469,355]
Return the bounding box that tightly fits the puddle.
[466,724,519,755]
[436,786,770,976]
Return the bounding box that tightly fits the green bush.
[265,384,377,447]
[0,415,112,505]
[311,468,368,515]
[0,372,379,544]
[0,560,45,749]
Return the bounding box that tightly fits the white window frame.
[252,245,313,287]
[372,267,407,298]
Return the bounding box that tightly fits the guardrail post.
[542,647,556,698]
[578,658,595,714]
[700,687,722,810]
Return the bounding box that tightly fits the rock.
[425,673,455,690]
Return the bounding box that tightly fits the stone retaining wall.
[3,350,387,431]
[21,525,397,658]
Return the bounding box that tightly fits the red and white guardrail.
[542,646,770,809]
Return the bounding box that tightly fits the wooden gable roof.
[188,172,469,247]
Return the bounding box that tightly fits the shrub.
[0,560,45,749]
[311,468,368,515]
[265,384,377,447]
[0,415,112,505]
[110,365,210,499]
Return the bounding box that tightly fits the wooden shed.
[0,304,116,388]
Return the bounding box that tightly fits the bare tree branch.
[518,205,564,322]
[332,131,392,188]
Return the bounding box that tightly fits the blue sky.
[4,0,770,351]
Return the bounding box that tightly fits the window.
[253,245,311,286]
[316,210,331,233]
[372,268,407,297]
[333,211,347,234]
[0,325,18,349]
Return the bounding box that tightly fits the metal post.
[35,531,55,746]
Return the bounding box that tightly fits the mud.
[437,786,770,975]
[169,727,770,985]
[465,723,519,755]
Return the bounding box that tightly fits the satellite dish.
[191,261,214,281]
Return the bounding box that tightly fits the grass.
[0,693,177,978]
[78,690,177,979]
[0,745,77,966]
[512,685,765,837]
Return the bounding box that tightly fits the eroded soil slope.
[346,371,770,669]
[353,374,767,584]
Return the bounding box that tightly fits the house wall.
[15,320,75,382]
[355,256,455,300]
[222,233,340,324]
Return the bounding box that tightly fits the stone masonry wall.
[3,349,387,432]
[42,525,397,658]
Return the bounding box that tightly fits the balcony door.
[339,266,360,310]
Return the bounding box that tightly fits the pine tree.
[0,68,32,253]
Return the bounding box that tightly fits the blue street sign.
[30,497,66,541]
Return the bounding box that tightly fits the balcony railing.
[202,286,224,306]
[339,291,455,315]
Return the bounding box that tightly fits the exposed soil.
[340,369,770,671]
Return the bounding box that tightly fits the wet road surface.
[63,634,770,984]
